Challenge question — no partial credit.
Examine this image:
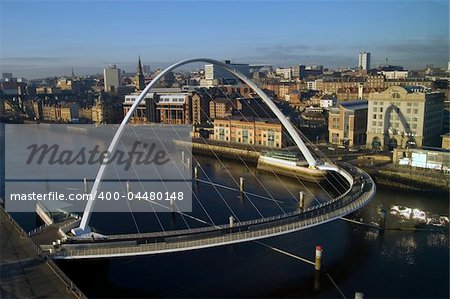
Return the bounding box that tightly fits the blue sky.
[0,0,448,78]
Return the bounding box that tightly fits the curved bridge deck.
[51,163,376,259]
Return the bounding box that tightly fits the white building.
[366,86,444,150]
[358,52,371,71]
[320,97,337,108]
[275,68,293,80]
[204,60,249,85]
[103,65,121,92]
[306,80,317,90]
[381,70,408,80]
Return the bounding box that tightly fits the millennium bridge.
[28,58,376,259]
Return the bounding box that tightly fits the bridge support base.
[71,226,92,237]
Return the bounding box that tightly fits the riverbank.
[348,158,449,192]
[176,139,328,182]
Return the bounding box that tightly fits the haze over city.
[0,0,448,79]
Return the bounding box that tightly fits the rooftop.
[403,85,430,93]
[338,100,368,110]
[216,116,281,124]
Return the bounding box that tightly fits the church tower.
[135,55,145,91]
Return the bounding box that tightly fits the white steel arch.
[73,58,319,235]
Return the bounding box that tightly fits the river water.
[9,152,449,298]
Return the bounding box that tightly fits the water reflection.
[390,205,449,227]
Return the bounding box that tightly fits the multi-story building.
[358,52,371,71]
[42,103,78,122]
[328,101,368,146]
[209,98,239,120]
[191,92,210,125]
[305,79,316,90]
[316,75,434,98]
[366,86,445,150]
[275,68,293,80]
[278,84,293,101]
[123,92,157,124]
[220,84,253,99]
[78,107,92,122]
[103,65,121,92]
[320,95,337,108]
[315,77,365,94]
[212,117,286,148]
[442,133,450,149]
[123,88,185,124]
[381,70,408,80]
[156,92,192,125]
[42,105,57,121]
[204,60,250,85]
[92,101,115,124]
[293,65,306,79]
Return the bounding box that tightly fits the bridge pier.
[239,177,244,193]
[299,191,305,210]
[126,180,130,195]
[315,245,323,271]
[229,216,235,228]
[83,178,89,193]
[194,165,199,180]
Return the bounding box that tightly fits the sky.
[0,0,448,79]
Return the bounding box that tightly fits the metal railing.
[55,166,376,259]
[0,206,87,299]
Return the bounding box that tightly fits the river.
[9,152,449,298]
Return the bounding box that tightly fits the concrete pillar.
[229,216,235,228]
[126,180,130,195]
[239,177,245,193]
[170,197,174,211]
[194,165,199,180]
[83,178,89,193]
[299,191,305,210]
[315,245,323,271]
[355,292,365,299]
[379,209,387,230]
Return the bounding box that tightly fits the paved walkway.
[0,208,82,299]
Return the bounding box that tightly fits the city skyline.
[0,0,448,79]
